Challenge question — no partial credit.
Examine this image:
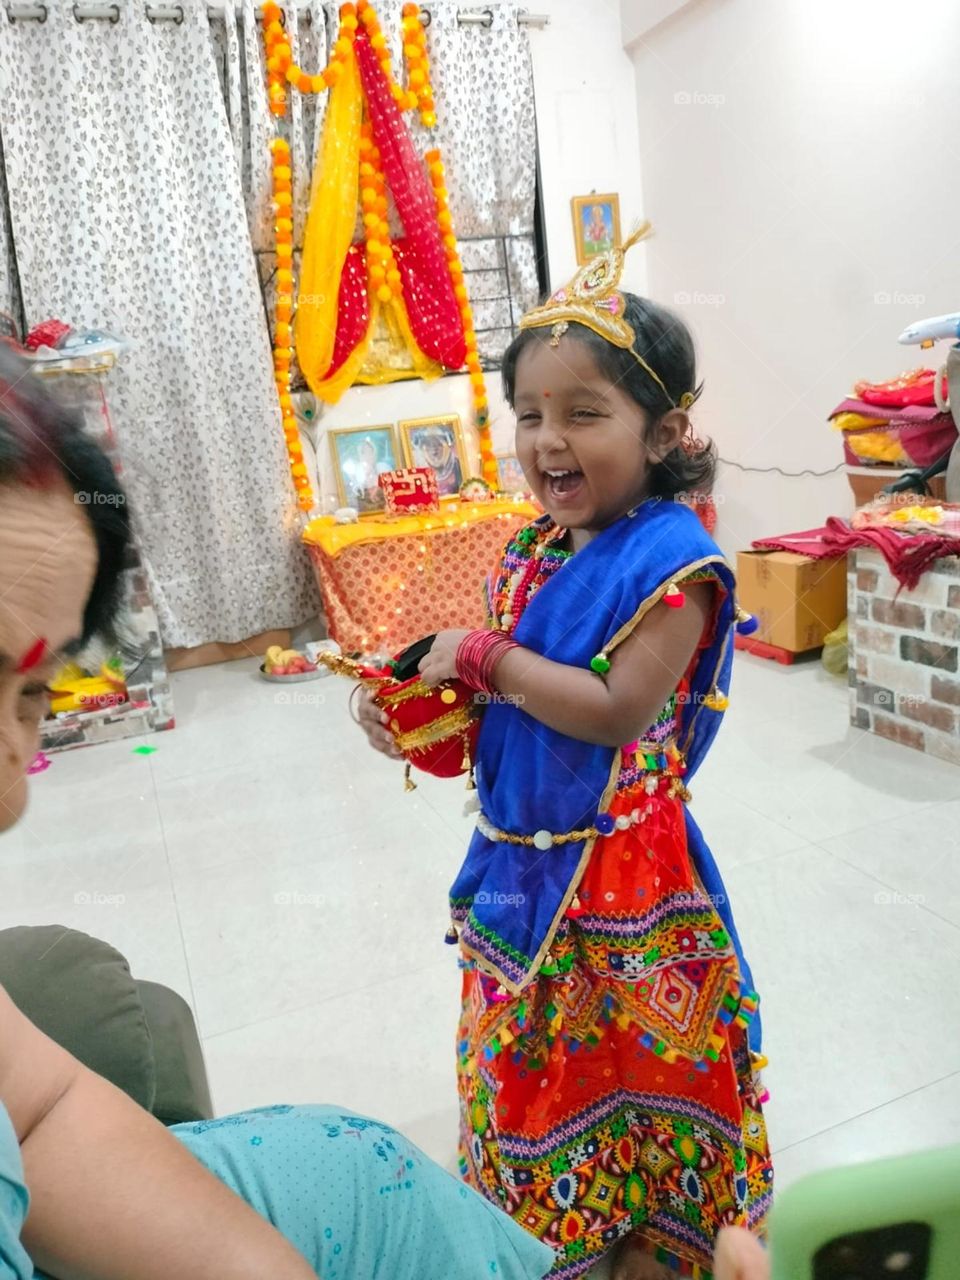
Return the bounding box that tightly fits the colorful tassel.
[444,925,459,944]
[663,583,685,608]
[735,605,759,635]
[704,687,729,712]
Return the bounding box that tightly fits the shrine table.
[302,497,539,655]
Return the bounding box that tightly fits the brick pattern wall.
[849,548,960,764]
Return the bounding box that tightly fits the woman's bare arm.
[0,985,315,1280]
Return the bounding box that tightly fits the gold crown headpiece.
[519,221,698,412]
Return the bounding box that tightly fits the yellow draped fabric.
[831,412,889,432]
[302,498,540,558]
[831,412,908,464]
[295,42,440,403]
[295,46,363,395]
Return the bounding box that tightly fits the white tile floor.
[5,652,960,1195]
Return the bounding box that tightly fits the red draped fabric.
[326,245,370,381]
[354,30,466,369]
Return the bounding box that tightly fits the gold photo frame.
[398,414,469,499]
[328,423,401,518]
[496,455,528,495]
[571,193,621,266]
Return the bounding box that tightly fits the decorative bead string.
[493,522,568,633]
[261,0,494,510]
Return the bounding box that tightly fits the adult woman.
[0,347,316,1279]
[0,344,554,1280]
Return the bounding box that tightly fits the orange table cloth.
[302,498,539,654]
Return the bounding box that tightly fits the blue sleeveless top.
[0,1103,32,1280]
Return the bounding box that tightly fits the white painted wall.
[620,0,694,47]
[629,0,960,557]
[308,0,647,508]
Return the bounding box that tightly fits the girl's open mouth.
[542,468,585,504]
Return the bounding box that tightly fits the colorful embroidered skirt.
[455,776,773,1277]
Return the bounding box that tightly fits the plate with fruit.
[260,646,323,682]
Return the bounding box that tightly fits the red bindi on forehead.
[16,637,48,674]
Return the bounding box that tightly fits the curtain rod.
[5,4,549,27]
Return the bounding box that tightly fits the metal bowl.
[259,665,326,684]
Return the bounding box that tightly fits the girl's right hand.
[356,688,404,760]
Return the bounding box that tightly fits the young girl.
[359,233,771,1279]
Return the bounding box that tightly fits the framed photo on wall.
[328,424,400,517]
[496,455,528,495]
[571,193,621,265]
[398,414,468,499]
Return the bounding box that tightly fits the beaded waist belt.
[476,778,690,852]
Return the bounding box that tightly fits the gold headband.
[518,221,697,412]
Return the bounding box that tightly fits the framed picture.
[496,455,528,495]
[571,193,621,266]
[399,415,468,499]
[328,424,400,517]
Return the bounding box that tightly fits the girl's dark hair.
[0,341,131,646]
[502,292,716,499]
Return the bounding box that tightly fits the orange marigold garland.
[359,122,402,304]
[425,148,496,485]
[261,0,495,502]
[264,0,357,111]
[267,134,311,509]
[400,2,436,127]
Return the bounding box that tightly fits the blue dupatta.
[449,499,761,1050]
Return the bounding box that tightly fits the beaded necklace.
[492,517,571,634]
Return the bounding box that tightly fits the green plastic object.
[821,618,848,677]
[771,1143,960,1279]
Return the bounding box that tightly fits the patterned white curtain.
[420,1,540,361]
[317,0,539,365]
[0,0,316,648]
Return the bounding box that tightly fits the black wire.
[718,457,845,479]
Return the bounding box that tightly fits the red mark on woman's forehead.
[16,637,48,674]
[543,390,551,397]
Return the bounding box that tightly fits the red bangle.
[455,630,519,695]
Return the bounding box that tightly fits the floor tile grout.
[771,1066,960,1157]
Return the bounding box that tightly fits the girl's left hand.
[418,629,471,687]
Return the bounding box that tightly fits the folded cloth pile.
[753,507,960,592]
[829,368,956,467]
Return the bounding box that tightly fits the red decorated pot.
[318,635,481,779]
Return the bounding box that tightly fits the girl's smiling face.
[512,333,685,543]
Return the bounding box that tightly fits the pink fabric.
[752,521,960,591]
[822,518,958,591]
[831,402,957,470]
[354,31,466,369]
[830,397,949,425]
[751,527,838,558]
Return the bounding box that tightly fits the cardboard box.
[736,550,848,653]
[845,465,946,508]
